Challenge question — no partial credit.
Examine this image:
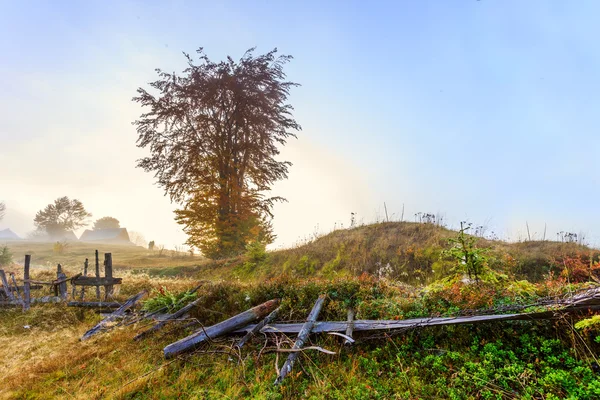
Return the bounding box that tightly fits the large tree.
[133,48,300,258]
[93,216,120,230]
[34,197,91,238]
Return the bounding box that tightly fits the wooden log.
[72,277,123,286]
[344,308,355,346]
[68,301,122,308]
[81,290,147,341]
[95,250,100,299]
[104,253,113,301]
[10,273,21,298]
[0,270,15,301]
[275,294,326,385]
[237,303,600,335]
[163,299,280,359]
[134,298,202,341]
[80,258,88,301]
[237,306,280,348]
[23,255,31,312]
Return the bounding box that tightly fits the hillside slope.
[202,221,598,284]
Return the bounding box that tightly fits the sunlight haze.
[2,0,600,248]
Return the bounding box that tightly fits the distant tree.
[34,197,91,238]
[148,240,155,251]
[0,201,5,221]
[133,47,299,259]
[0,246,12,266]
[129,231,148,247]
[93,217,120,230]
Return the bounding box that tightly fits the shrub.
[0,245,12,266]
[142,286,198,313]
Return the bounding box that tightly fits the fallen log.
[237,306,280,348]
[134,298,202,341]
[275,294,326,385]
[81,291,147,341]
[68,301,122,308]
[163,299,280,359]
[238,303,600,335]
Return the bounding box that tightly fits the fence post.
[23,255,31,311]
[56,264,67,300]
[104,253,113,300]
[95,250,100,299]
[80,258,88,301]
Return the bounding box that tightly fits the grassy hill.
[2,222,600,399]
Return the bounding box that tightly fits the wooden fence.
[0,251,122,311]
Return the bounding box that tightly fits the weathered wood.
[68,301,121,308]
[275,294,326,385]
[344,308,355,346]
[134,298,202,341]
[104,253,113,300]
[55,264,68,300]
[2,284,42,291]
[10,273,21,298]
[0,270,15,301]
[23,255,31,311]
[237,306,281,348]
[238,304,600,336]
[81,290,147,341]
[163,299,280,359]
[72,277,123,286]
[95,250,100,299]
[80,258,88,301]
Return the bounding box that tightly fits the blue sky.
[1,1,600,248]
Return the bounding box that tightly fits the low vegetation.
[1,221,600,399]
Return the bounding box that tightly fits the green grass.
[2,222,600,399]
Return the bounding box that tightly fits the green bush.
[142,286,198,313]
[0,245,12,266]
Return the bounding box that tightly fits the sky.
[2,0,600,249]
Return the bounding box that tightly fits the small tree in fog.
[34,197,91,238]
[129,231,148,247]
[148,240,155,251]
[93,217,120,230]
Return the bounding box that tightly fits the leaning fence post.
[275,294,326,385]
[23,255,31,311]
[0,270,15,301]
[10,272,21,299]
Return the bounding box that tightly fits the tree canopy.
[133,48,300,258]
[93,216,120,230]
[34,197,91,238]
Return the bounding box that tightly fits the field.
[2,222,600,399]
